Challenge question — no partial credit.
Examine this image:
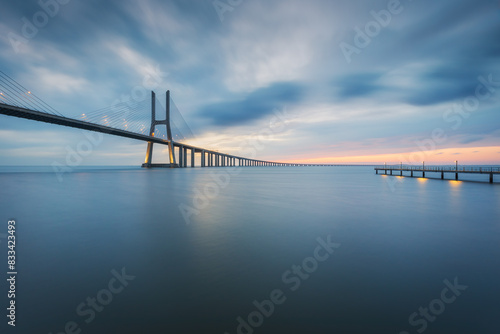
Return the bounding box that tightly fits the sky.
[0,0,499,165]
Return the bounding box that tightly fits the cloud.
[334,73,382,100]
[0,0,500,165]
[198,82,305,126]
[459,135,484,144]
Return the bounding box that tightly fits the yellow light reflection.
[448,180,462,187]
[417,178,428,183]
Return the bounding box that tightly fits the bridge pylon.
[142,91,177,168]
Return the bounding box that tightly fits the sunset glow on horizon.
[278,146,500,165]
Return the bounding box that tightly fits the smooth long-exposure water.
[0,166,499,334]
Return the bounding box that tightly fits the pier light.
[422,161,425,169]
[455,160,458,170]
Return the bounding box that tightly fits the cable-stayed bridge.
[0,71,329,168]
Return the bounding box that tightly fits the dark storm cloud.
[198,82,305,126]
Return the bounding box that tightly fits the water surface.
[0,166,499,334]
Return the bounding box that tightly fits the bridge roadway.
[0,102,356,168]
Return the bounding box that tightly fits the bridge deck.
[0,102,171,145]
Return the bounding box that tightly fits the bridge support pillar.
[142,91,177,168]
[191,148,195,167]
[490,173,493,183]
[183,147,187,167]
[441,171,444,179]
[178,145,184,167]
[422,171,425,178]
[455,173,458,180]
[144,142,153,167]
[201,150,206,167]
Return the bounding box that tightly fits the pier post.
[490,173,494,183]
[455,173,458,180]
[441,171,444,179]
[201,150,206,167]
[191,149,195,167]
[422,171,425,178]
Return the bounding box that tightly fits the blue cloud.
[198,82,305,126]
[334,73,381,100]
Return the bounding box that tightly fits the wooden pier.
[375,166,499,183]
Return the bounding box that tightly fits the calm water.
[0,166,499,334]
